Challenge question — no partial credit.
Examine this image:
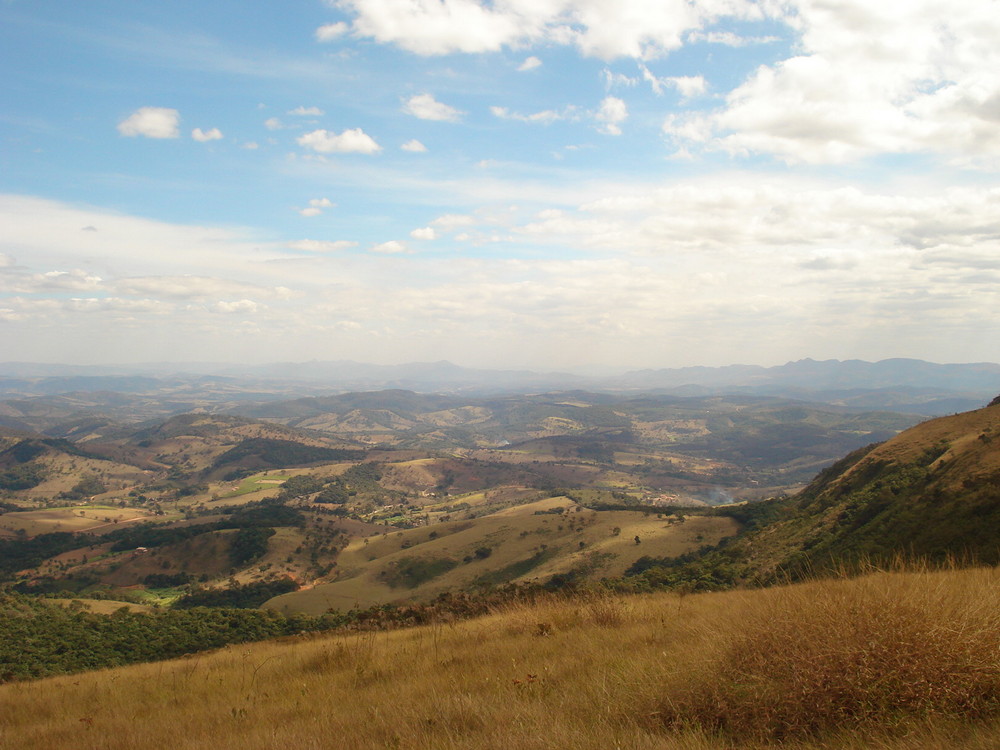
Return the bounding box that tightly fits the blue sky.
[2,0,999,371]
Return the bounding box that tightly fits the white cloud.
[639,64,705,98]
[114,276,289,301]
[117,107,180,139]
[0,269,105,294]
[401,139,428,152]
[287,239,357,253]
[402,93,464,122]
[242,141,260,150]
[191,127,223,142]
[315,21,349,41]
[5,182,999,368]
[212,299,261,314]
[264,117,284,130]
[288,106,324,116]
[298,197,335,217]
[431,214,476,231]
[335,0,766,59]
[297,128,381,154]
[490,105,574,124]
[65,297,172,314]
[595,96,627,135]
[370,240,411,254]
[686,30,780,47]
[518,56,542,71]
[410,227,437,240]
[662,0,1000,166]
[602,69,639,91]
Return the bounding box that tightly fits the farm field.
[0,505,152,537]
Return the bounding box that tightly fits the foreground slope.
[4,567,1000,749]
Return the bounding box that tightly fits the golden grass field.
[266,496,738,614]
[3,565,1000,749]
[0,505,152,537]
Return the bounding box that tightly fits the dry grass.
[657,565,1000,742]
[3,567,1000,749]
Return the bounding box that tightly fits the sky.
[2,0,999,372]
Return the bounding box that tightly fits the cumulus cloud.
[297,128,381,154]
[639,64,706,97]
[662,0,1000,166]
[431,214,476,231]
[370,240,411,254]
[315,21,349,41]
[595,96,627,135]
[402,93,464,122]
[299,197,335,217]
[191,127,223,142]
[0,269,104,295]
[117,107,180,138]
[401,139,428,152]
[288,106,324,116]
[264,117,284,130]
[518,55,542,71]
[409,227,437,240]
[287,239,357,253]
[335,0,764,59]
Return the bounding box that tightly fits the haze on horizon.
[2,1,999,372]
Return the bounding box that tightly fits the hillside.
[4,567,1000,749]
[235,389,918,491]
[266,495,739,614]
[729,398,1000,580]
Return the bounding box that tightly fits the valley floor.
[3,565,1000,749]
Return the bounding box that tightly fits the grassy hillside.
[266,496,739,613]
[742,400,1000,579]
[4,566,1000,749]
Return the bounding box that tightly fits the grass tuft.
[658,567,1000,741]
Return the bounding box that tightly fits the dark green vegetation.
[211,437,363,470]
[174,579,298,609]
[0,592,347,681]
[379,555,459,589]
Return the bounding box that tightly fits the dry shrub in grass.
[659,568,1000,742]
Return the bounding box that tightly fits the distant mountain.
[1,358,998,416]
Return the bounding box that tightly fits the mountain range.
[1,357,998,416]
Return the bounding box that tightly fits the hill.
[639,397,1000,586]
[4,566,1000,749]
[756,396,1000,576]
